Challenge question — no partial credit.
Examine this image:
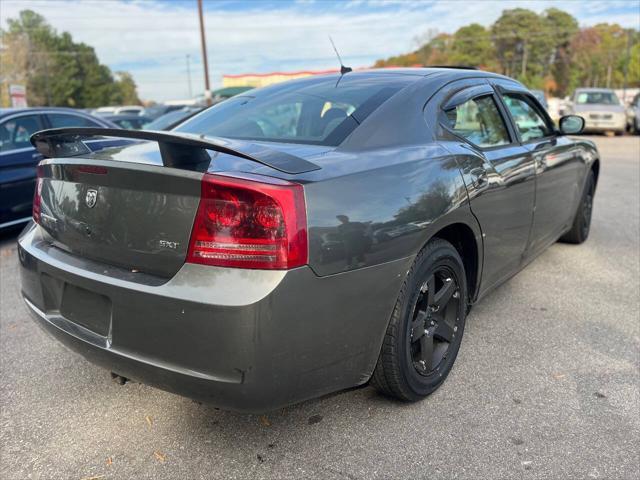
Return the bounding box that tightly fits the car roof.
[574,88,616,93]
[237,67,511,100]
[0,107,96,118]
[347,67,501,77]
[301,67,507,82]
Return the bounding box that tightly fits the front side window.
[444,95,510,148]
[0,114,44,152]
[502,94,553,142]
[47,113,101,128]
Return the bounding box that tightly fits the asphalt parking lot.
[0,135,638,480]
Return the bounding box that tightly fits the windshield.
[175,76,410,146]
[575,91,620,105]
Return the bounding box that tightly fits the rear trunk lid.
[37,156,202,278]
[31,128,324,278]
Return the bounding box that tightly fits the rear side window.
[501,94,553,142]
[444,95,510,148]
[0,114,44,152]
[47,113,102,128]
[176,77,410,146]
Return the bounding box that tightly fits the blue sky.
[2,0,639,101]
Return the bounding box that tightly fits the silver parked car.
[567,88,626,135]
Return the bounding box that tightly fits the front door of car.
[0,113,46,226]
[432,80,536,296]
[494,84,583,256]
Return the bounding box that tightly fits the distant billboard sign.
[222,69,340,88]
[9,84,27,108]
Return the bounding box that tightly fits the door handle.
[469,167,488,189]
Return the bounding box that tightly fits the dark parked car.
[142,104,185,120]
[0,108,118,229]
[142,107,203,131]
[102,114,152,130]
[19,68,598,412]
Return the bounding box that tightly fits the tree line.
[374,8,640,97]
[0,10,140,108]
[1,7,637,107]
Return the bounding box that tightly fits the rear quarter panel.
[572,137,600,190]
[304,145,472,276]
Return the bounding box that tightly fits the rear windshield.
[175,76,410,146]
[575,91,620,105]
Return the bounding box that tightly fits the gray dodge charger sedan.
[18,68,598,412]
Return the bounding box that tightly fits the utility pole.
[43,55,52,106]
[520,40,528,79]
[186,54,193,99]
[197,0,211,105]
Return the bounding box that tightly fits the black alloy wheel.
[580,180,594,239]
[371,238,468,401]
[560,170,596,244]
[408,267,462,377]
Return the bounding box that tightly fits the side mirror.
[559,115,584,135]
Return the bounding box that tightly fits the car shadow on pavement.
[142,381,436,470]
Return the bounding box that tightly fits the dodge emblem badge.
[85,189,98,208]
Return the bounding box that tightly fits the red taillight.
[186,173,308,270]
[32,166,44,224]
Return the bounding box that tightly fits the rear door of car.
[492,81,583,257]
[0,112,47,226]
[432,78,536,295]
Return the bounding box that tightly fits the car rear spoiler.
[30,127,321,175]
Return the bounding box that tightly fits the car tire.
[560,170,596,244]
[371,238,467,401]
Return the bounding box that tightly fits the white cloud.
[1,0,638,101]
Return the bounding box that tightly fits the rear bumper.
[18,223,411,412]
